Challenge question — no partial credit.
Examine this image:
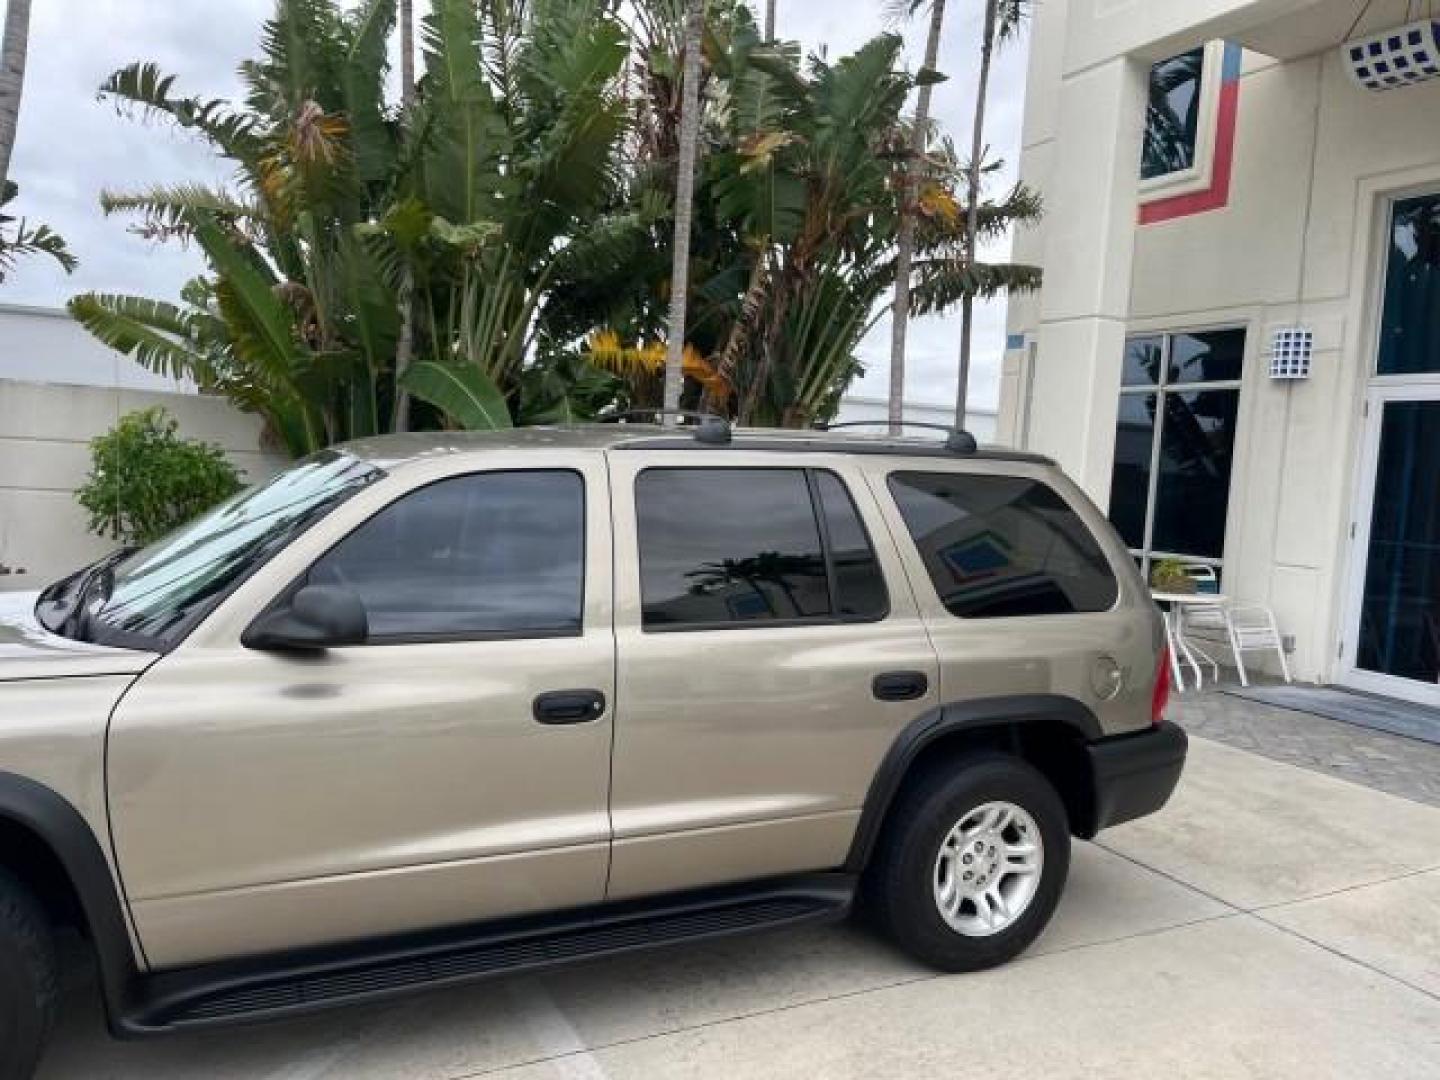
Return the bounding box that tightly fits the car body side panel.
[604,450,940,899]
[856,457,1163,739]
[0,675,150,966]
[107,450,617,968]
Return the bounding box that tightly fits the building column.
[1028,56,1148,505]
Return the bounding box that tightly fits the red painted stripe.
[1139,78,1240,225]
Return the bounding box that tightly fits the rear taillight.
[1151,645,1172,726]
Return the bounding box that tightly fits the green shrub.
[77,407,245,546]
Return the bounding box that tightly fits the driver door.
[107,453,615,968]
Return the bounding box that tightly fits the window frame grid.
[1118,330,1244,580]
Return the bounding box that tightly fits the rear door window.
[635,468,887,629]
[888,471,1118,619]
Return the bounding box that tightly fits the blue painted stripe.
[1221,41,1243,83]
[1006,333,1026,350]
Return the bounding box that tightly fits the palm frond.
[0,220,77,280]
[908,258,1043,315]
[67,294,214,382]
[99,62,261,163]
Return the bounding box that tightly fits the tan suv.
[0,422,1184,1078]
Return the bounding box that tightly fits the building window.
[1141,47,1206,180]
[1109,329,1245,578]
[1377,192,1440,375]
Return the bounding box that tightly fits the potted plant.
[1149,558,1195,594]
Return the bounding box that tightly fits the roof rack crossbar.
[816,420,977,454]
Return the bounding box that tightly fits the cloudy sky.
[2,0,1029,412]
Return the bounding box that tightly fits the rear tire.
[865,753,1070,972]
[0,869,59,1080]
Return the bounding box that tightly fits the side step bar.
[119,873,855,1035]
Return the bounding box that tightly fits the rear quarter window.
[888,471,1119,619]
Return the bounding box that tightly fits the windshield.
[62,451,382,649]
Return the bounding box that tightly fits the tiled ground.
[1170,687,1440,808]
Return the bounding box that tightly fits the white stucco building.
[1000,0,1440,702]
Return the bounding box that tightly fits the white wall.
[0,380,285,591]
[0,303,192,392]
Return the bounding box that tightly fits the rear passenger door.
[605,453,939,900]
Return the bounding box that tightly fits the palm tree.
[398,0,415,106]
[70,0,633,453]
[0,0,74,281]
[887,0,947,434]
[763,0,776,40]
[662,0,706,424]
[553,10,962,429]
[391,0,417,431]
[0,0,29,190]
[953,0,1027,429]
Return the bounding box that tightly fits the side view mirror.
[242,584,368,651]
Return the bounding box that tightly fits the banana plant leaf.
[399,360,513,430]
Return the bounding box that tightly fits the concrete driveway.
[41,737,1440,1079]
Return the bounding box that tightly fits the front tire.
[865,754,1070,972]
[0,869,59,1080]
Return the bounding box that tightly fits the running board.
[118,873,855,1035]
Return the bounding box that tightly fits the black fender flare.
[843,694,1099,872]
[0,772,140,1023]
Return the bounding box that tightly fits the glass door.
[1342,192,1440,704]
[1345,389,1440,703]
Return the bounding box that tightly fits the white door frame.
[1339,378,1440,705]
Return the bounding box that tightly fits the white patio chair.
[1174,566,1291,687]
[1218,604,1293,686]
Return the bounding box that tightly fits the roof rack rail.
[598,409,732,445]
[817,420,977,454]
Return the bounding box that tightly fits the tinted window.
[814,471,888,619]
[1109,393,1157,550]
[889,472,1119,618]
[1110,329,1244,572]
[1377,193,1440,376]
[637,468,830,627]
[1170,329,1244,383]
[309,471,584,639]
[1151,388,1240,559]
[1141,47,1204,180]
[1121,335,1165,386]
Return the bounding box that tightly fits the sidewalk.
[1171,687,1440,808]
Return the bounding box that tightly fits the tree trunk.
[662,0,705,427]
[954,0,998,432]
[764,0,776,41]
[0,0,32,192]
[392,0,417,432]
[399,0,415,111]
[887,0,946,435]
